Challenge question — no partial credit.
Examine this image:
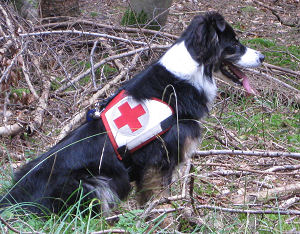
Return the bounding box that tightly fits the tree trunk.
[40,0,80,18]
[13,0,39,21]
[129,0,173,27]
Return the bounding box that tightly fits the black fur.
[0,12,257,215]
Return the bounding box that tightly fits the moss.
[121,9,161,30]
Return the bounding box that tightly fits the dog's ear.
[183,13,225,65]
[194,13,223,64]
[212,12,226,32]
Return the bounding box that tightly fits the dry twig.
[91,229,126,234]
[56,53,141,141]
[194,150,300,160]
[55,44,170,93]
[234,183,300,204]
[34,19,179,40]
[0,30,149,46]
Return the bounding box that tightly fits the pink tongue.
[228,64,256,95]
[242,76,256,95]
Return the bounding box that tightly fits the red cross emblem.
[113,102,146,132]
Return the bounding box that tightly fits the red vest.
[101,90,174,160]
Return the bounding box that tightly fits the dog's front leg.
[137,166,175,229]
[137,166,171,205]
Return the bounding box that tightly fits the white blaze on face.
[236,47,264,68]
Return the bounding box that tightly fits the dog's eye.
[233,40,240,47]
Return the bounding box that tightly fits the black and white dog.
[1,12,264,215]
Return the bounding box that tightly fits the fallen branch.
[151,205,300,215]
[233,183,300,204]
[270,9,299,28]
[0,4,17,43]
[200,170,251,177]
[265,164,300,172]
[0,123,24,137]
[0,44,27,84]
[280,196,300,209]
[194,150,300,160]
[55,44,170,93]
[106,203,300,223]
[263,63,300,77]
[0,30,148,46]
[197,162,300,175]
[31,74,51,131]
[56,53,141,141]
[246,68,300,93]
[0,216,21,234]
[252,0,298,27]
[19,44,40,100]
[34,19,179,40]
[90,40,100,89]
[0,71,50,137]
[91,229,126,234]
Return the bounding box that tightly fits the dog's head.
[182,12,264,94]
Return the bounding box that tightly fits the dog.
[0,12,264,216]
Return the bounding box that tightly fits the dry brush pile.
[0,0,300,232]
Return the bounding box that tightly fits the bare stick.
[56,44,170,93]
[0,30,148,46]
[0,123,24,137]
[263,63,300,77]
[34,19,179,40]
[91,229,126,234]
[197,162,300,175]
[151,205,300,215]
[100,39,125,85]
[0,216,20,234]
[0,4,17,43]
[90,40,100,89]
[252,0,298,27]
[3,91,10,124]
[233,183,300,204]
[20,50,40,100]
[0,69,50,137]
[265,164,300,172]
[246,68,299,93]
[56,53,140,141]
[200,170,251,177]
[106,204,300,222]
[0,44,27,84]
[31,75,51,131]
[280,196,300,209]
[194,150,300,159]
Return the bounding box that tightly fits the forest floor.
[0,0,299,233]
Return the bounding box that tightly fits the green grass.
[241,6,257,12]
[75,61,117,86]
[10,88,30,98]
[51,77,63,90]
[242,38,300,71]
[200,93,300,152]
[90,11,98,17]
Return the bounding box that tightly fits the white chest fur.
[159,41,217,105]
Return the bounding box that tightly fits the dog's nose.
[259,53,265,63]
